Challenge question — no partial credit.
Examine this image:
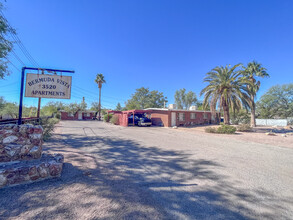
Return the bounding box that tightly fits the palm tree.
[242,61,269,127]
[200,64,251,124]
[95,73,106,120]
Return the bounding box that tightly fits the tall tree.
[174,88,186,109]
[115,102,122,111]
[0,102,18,118]
[65,103,80,116]
[0,4,15,79]
[125,87,167,110]
[200,64,251,124]
[95,73,106,120]
[256,84,293,119]
[174,89,197,110]
[242,61,269,127]
[90,102,100,112]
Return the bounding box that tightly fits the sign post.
[18,67,75,125]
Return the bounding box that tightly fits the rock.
[20,145,31,154]
[172,126,178,129]
[37,166,48,178]
[0,174,7,187]
[5,144,22,157]
[49,163,62,176]
[2,136,18,144]
[281,134,287,137]
[265,132,276,136]
[284,126,293,130]
[18,167,29,175]
[33,126,43,134]
[29,133,42,140]
[29,166,37,176]
[54,154,64,163]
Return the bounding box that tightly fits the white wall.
[256,119,288,126]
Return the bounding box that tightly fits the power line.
[6,59,21,72]
[11,50,26,66]
[0,10,39,67]
[74,85,127,102]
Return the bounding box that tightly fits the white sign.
[25,73,72,99]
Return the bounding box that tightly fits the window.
[203,113,208,119]
[179,113,185,121]
[69,113,74,117]
[86,112,91,117]
[190,113,196,119]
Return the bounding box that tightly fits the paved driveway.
[1,121,293,219]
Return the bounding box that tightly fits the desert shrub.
[237,124,252,132]
[55,112,61,119]
[217,124,236,134]
[39,117,60,141]
[205,127,217,133]
[110,114,119,125]
[103,114,112,122]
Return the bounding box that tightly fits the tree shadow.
[0,132,292,219]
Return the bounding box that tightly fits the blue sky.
[0,0,292,109]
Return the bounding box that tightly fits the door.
[171,112,176,127]
[78,112,83,120]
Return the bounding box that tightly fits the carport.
[107,109,151,127]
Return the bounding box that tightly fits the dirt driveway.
[1,121,293,219]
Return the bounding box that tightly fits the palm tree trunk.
[250,94,256,127]
[222,97,230,124]
[98,86,101,121]
[223,105,230,124]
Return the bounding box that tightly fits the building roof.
[144,108,219,113]
[59,110,96,113]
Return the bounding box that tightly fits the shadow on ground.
[0,131,292,219]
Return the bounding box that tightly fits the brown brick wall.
[151,111,170,127]
[150,110,219,127]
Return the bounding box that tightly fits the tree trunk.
[250,94,256,127]
[98,86,101,121]
[222,98,230,124]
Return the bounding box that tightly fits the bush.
[205,124,236,134]
[110,114,119,125]
[39,117,60,141]
[205,127,217,133]
[237,124,252,132]
[217,124,236,134]
[103,114,112,122]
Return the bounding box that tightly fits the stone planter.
[0,124,64,189]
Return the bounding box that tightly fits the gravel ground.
[178,125,293,148]
[0,121,293,220]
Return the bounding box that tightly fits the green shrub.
[39,117,60,141]
[205,127,217,133]
[110,114,119,125]
[217,124,236,134]
[236,124,252,132]
[205,124,236,134]
[103,114,112,122]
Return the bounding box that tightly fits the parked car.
[128,114,152,126]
